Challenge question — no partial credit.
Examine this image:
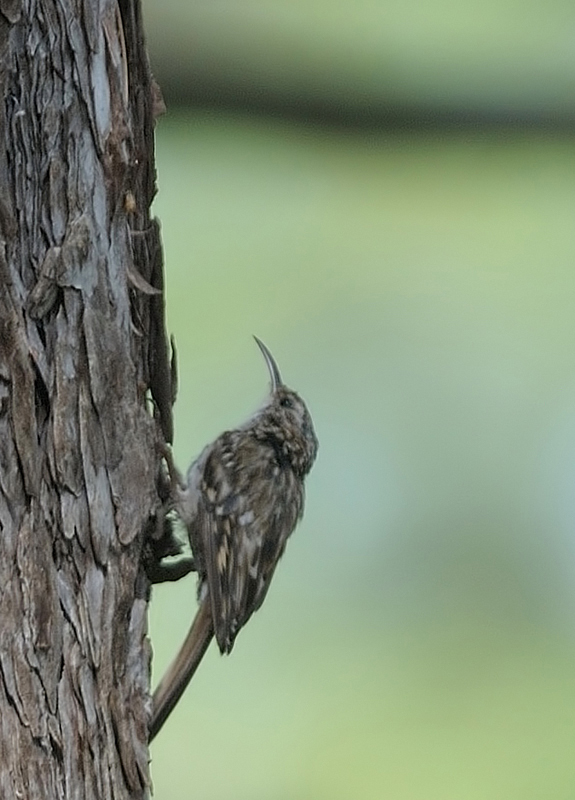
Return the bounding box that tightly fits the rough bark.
[0,0,171,797]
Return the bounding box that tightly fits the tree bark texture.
[0,0,171,796]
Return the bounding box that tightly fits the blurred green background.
[146,2,575,798]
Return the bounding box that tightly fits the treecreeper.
[150,337,318,740]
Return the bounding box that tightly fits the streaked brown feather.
[194,427,307,653]
[150,340,318,739]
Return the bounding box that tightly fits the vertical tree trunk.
[0,0,171,796]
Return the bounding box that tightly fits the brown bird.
[150,337,318,740]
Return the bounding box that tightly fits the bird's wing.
[198,434,293,653]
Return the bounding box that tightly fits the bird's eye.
[280,397,294,409]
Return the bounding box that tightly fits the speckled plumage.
[182,381,317,653]
[150,338,317,739]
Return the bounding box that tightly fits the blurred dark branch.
[154,71,574,133]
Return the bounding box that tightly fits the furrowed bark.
[0,0,171,796]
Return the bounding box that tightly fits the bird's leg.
[146,440,196,584]
[147,555,196,584]
[158,440,187,492]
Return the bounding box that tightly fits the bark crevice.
[0,0,170,795]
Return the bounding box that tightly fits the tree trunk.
[0,0,171,796]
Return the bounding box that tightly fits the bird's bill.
[253,336,283,391]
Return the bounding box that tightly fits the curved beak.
[253,336,283,392]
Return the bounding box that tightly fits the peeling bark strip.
[0,0,171,797]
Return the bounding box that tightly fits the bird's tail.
[149,599,214,741]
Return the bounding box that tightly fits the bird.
[150,337,318,740]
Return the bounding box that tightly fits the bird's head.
[253,336,318,477]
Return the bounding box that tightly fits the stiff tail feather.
[149,600,214,741]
